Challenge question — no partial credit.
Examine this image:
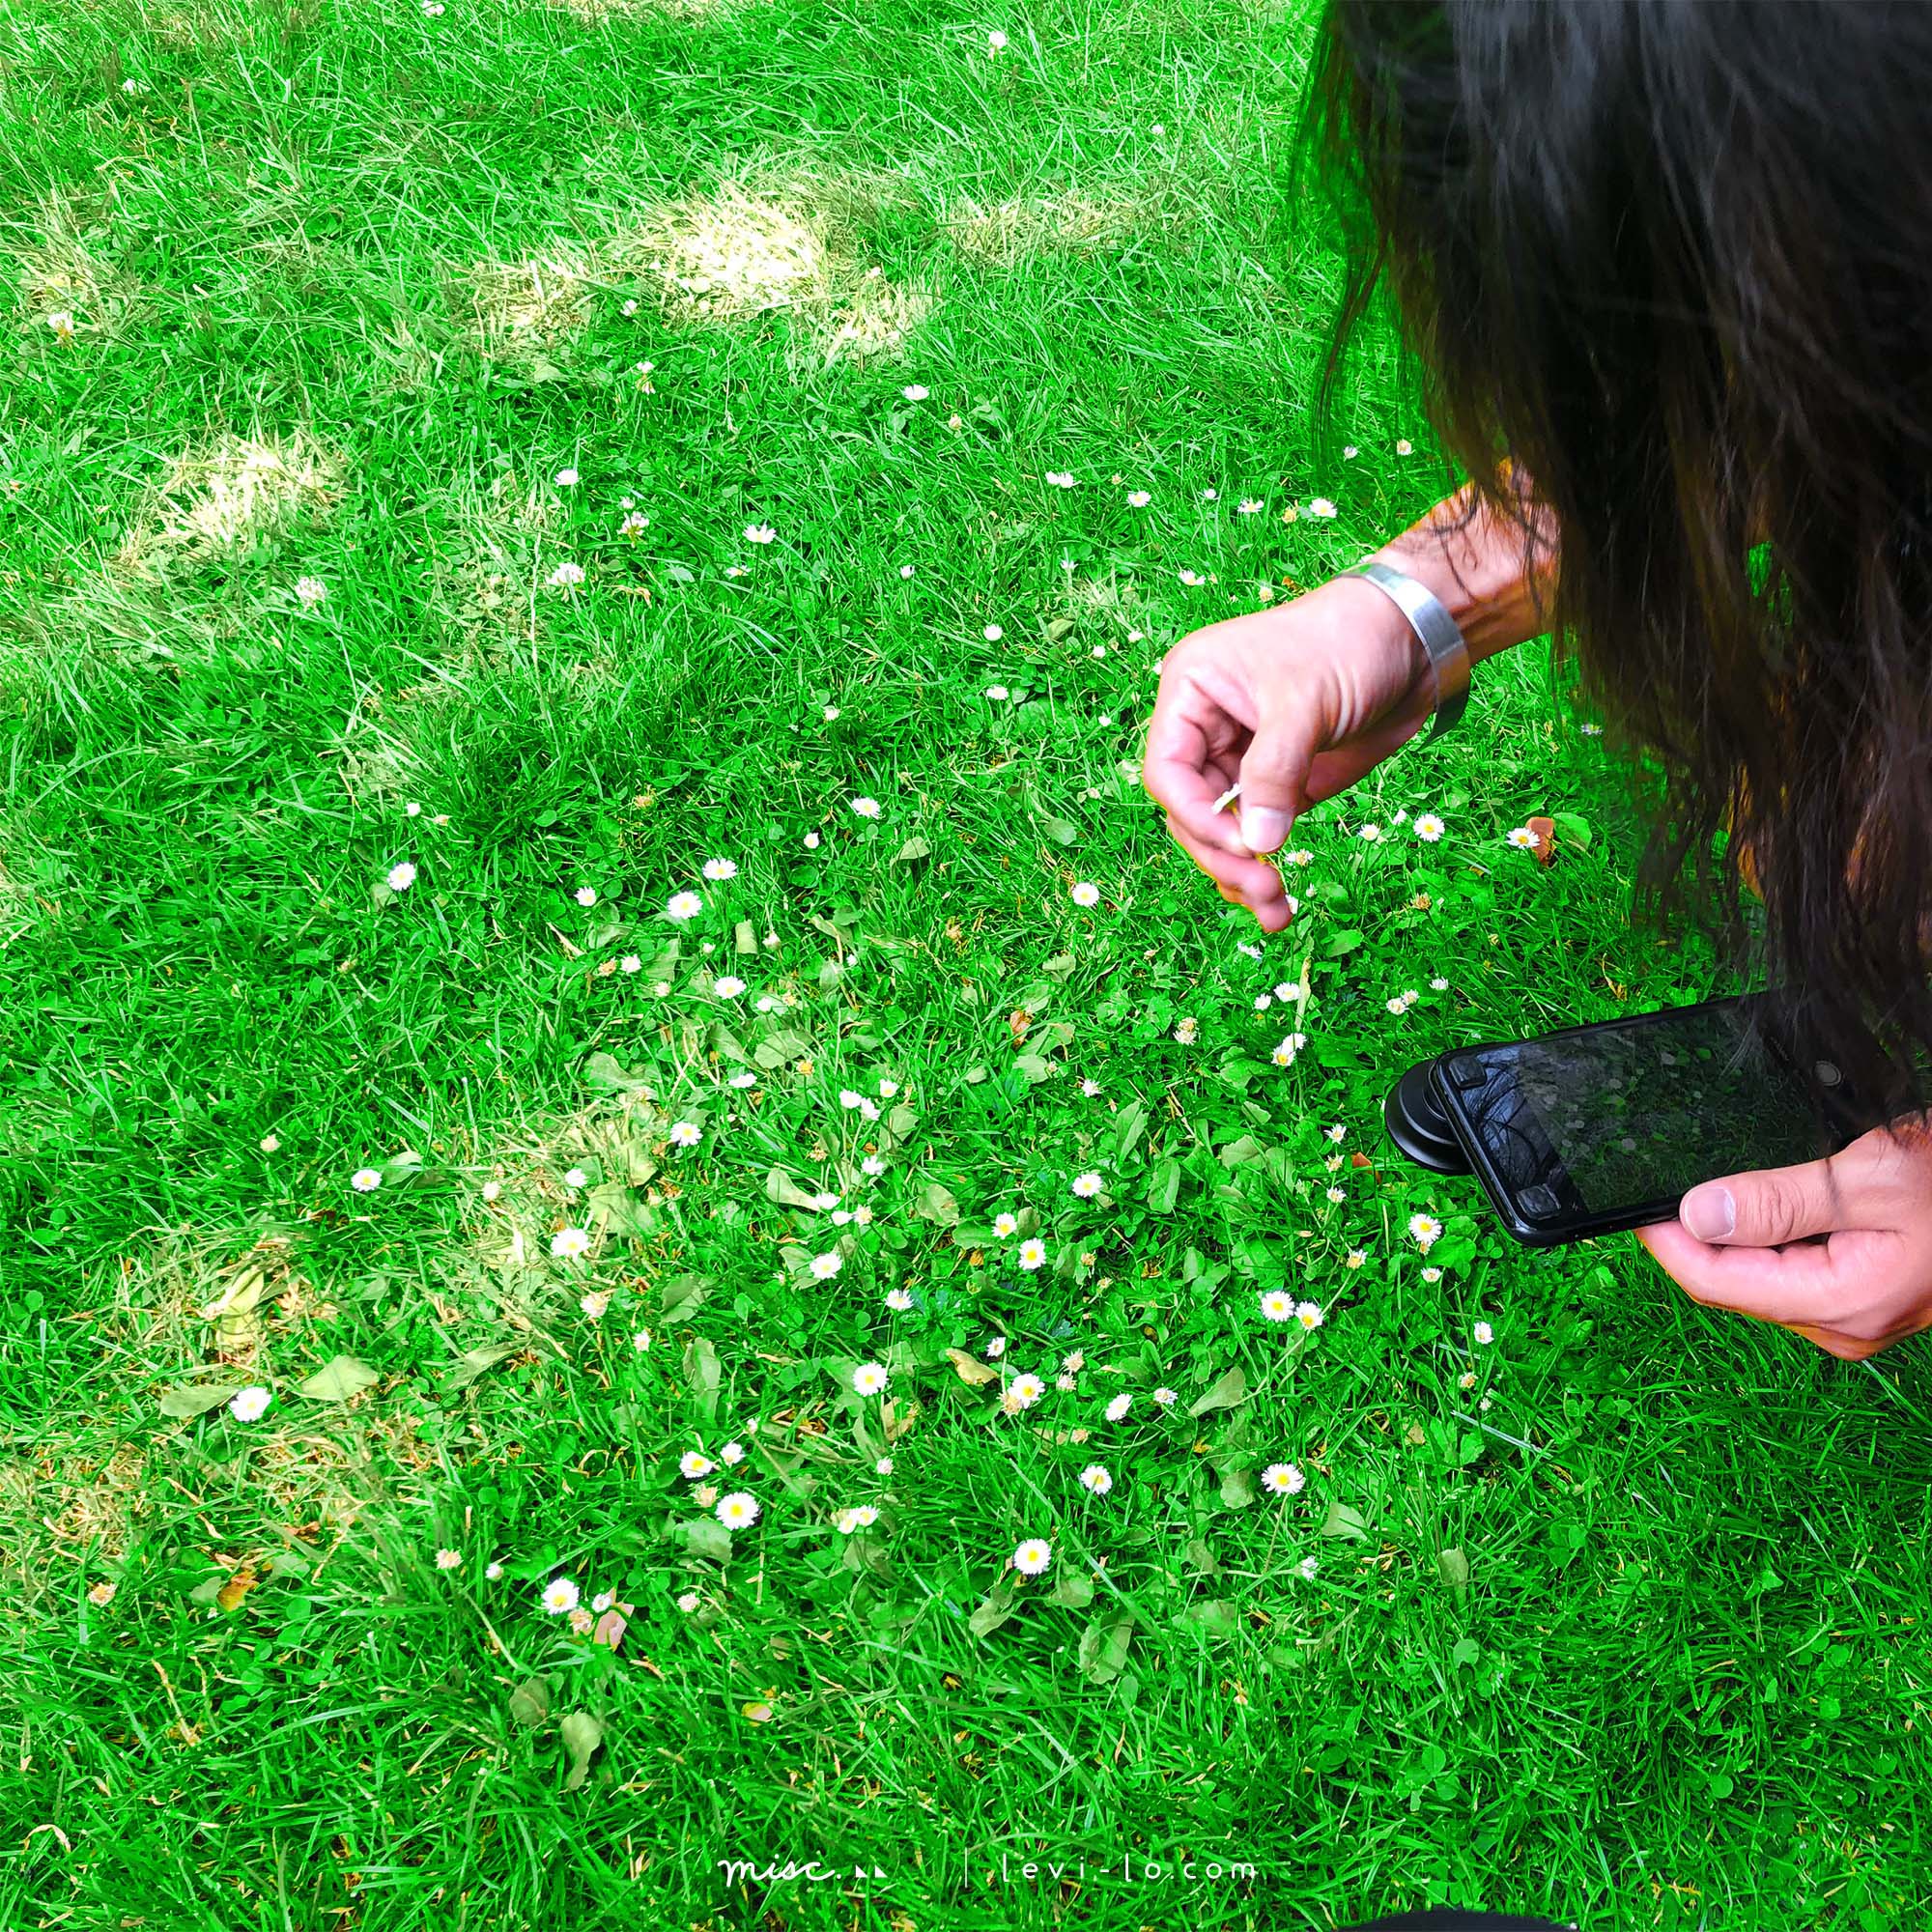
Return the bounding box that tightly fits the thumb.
[1236,706,1321,858]
[1680,1157,1846,1247]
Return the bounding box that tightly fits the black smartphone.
[1425,994,1876,1247]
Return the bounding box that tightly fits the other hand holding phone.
[1636,1116,1932,1359]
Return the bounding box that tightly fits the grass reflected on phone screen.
[1512,1007,1830,1214]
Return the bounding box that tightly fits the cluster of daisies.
[535,1575,634,1641]
[675,1435,762,1529]
[668,1415,896,1546]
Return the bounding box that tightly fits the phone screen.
[1441,998,1841,1221]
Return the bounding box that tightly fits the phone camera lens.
[1518,1183,1561,1220]
[1814,1060,1842,1087]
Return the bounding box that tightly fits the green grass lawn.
[3,1,1930,1926]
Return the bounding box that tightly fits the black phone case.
[1425,998,1864,1249]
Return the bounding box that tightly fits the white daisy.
[885,1288,914,1312]
[1126,489,1151,507]
[680,1451,715,1479]
[1017,1237,1047,1270]
[1474,1321,1494,1346]
[668,1122,701,1147]
[1104,1393,1131,1422]
[1007,1373,1044,1408]
[716,1492,759,1527]
[853,1362,888,1395]
[851,797,881,818]
[1152,1386,1179,1406]
[1071,1172,1103,1199]
[1295,1301,1324,1329]
[541,1577,581,1615]
[550,1227,591,1260]
[810,1252,842,1280]
[350,1167,382,1193]
[702,858,738,882]
[1261,1290,1294,1322]
[1507,826,1539,849]
[1078,1464,1113,1494]
[712,976,747,998]
[229,1386,271,1422]
[1307,497,1339,519]
[385,862,417,892]
[745,524,777,545]
[1070,881,1100,908]
[1262,1463,1305,1495]
[1414,813,1445,841]
[1012,1538,1052,1575]
[667,891,702,921]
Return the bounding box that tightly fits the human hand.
[1634,1115,1932,1358]
[1141,576,1434,931]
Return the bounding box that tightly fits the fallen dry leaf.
[1526,815,1557,867]
[216,1565,259,1613]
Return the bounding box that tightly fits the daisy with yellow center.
[1012,1539,1052,1576]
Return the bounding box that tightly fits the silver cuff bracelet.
[1346,558,1472,743]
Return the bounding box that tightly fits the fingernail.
[1683,1184,1735,1242]
[1239,807,1290,856]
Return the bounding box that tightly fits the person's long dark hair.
[1300,0,1932,1122]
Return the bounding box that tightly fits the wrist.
[1364,483,1554,666]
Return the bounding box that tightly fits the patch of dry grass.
[9,190,144,342]
[113,430,346,582]
[943,188,1166,269]
[464,167,936,375]
[543,0,738,19]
